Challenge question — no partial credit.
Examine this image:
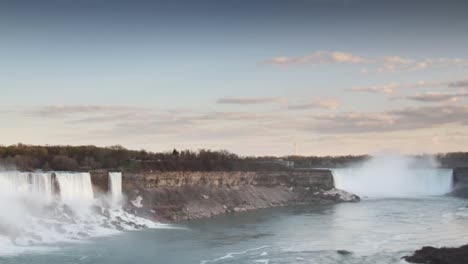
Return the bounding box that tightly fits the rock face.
[119,170,359,222]
[404,245,468,264]
[89,170,109,193]
[451,167,468,198]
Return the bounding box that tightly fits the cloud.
[448,79,468,88]
[388,90,468,103]
[216,97,286,105]
[18,103,468,151]
[402,92,468,102]
[348,83,399,94]
[376,57,467,73]
[217,96,340,110]
[288,97,341,110]
[267,50,467,73]
[311,104,468,134]
[373,56,414,72]
[346,79,460,95]
[267,51,367,65]
[29,105,144,118]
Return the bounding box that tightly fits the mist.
[333,152,453,198]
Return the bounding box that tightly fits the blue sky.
[1,0,468,155]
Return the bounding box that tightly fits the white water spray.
[333,153,453,198]
[0,170,163,256]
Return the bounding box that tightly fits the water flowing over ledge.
[333,168,453,198]
[0,171,164,256]
[331,154,454,198]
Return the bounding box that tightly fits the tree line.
[0,144,466,172]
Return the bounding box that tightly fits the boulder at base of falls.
[322,188,360,202]
[404,245,468,264]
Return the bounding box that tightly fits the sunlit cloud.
[448,79,468,88]
[347,78,468,95]
[28,105,145,118]
[4,101,468,155]
[376,57,467,73]
[311,104,468,134]
[288,97,341,110]
[216,97,287,105]
[348,83,399,94]
[267,51,368,65]
[267,51,467,73]
[394,91,468,102]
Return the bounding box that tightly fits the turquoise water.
[2,197,468,264]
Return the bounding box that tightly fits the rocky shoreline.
[403,167,468,264]
[127,186,359,222]
[404,245,468,264]
[91,170,360,222]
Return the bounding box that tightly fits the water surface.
[3,196,468,264]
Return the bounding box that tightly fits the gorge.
[0,162,467,263]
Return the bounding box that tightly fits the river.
[2,196,468,264]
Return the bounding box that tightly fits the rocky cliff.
[105,170,359,222]
[451,167,468,198]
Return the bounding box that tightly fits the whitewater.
[0,171,163,256]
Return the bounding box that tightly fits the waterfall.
[0,171,30,194]
[30,172,54,201]
[54,172,94,203]
[108,172,123,204]
[332,154,453,197]
[0,170,159,254]
[333,168,453,197]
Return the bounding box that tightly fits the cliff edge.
[94,170,359,222]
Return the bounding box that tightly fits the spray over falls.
[333,153,454,198]
[0,171,158,255]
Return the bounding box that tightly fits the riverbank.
[92,170,360,222]
[404,244,468,264]
[402,167,468,263]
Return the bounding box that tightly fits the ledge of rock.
[119,170,359,222]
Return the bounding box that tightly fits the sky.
[1,0,468,156]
